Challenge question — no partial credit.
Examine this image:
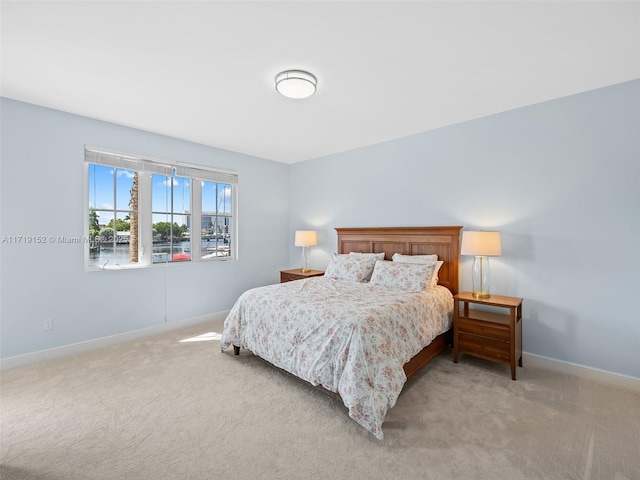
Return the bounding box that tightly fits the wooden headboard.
[336,226,463,295]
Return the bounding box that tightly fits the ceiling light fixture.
[275,70,317,99]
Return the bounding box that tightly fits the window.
[201,180,232,259]
[85,147,237,269]
[152,173,191,263]
[87,164,139,267]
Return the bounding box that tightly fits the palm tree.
[88,208,100,253]
[129,172,139,262]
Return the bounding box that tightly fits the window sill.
[86,263,147,272]
[85,257,234,271]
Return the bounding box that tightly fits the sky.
[88,165,231,229]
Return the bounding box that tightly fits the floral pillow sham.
[391,253,443,288]
[324,253,379,283]
[369,260,438,291]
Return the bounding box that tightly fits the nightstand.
[280,268,324,283]
[453,292,523,380]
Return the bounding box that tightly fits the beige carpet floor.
[1,319,639,480]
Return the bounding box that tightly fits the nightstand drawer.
[280,269,324,283]
[457,317,510,341]
[281,273,303,282]
[458,333,510,362]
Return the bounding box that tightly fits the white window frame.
[84,146,238,270]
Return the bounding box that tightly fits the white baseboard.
[4,322,638,393]
[523,352,640,392]
[0,311,229,371]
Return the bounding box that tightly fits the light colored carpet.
[1,319,639,480]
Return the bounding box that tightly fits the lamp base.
[471,256,491,300]
[301,245,311,273]
[472,291,491,299]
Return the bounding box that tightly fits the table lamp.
[460,231,502,298]
[294,230,317,273]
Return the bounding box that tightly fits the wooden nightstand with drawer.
[280,268,324,283]
[453,292,523,380]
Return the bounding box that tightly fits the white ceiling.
[2,1,639,164]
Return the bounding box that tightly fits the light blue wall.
[3,81,639,379]
[0,98,290,358]
[289,80,640,379]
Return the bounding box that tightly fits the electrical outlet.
[43,318,53,331]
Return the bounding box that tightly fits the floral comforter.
[220,277,453,439]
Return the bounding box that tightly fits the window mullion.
[192,179,202,261]
[111,167,117,262]
[138,172,152,265]
[84,163,89,267]
[170,173,175,260]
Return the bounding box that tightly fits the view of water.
[88,240,228,266]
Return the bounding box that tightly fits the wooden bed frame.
[336,226,462,379]
[233,225,462,380]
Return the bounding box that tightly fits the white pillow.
[324,253,378,283]
[391,253,443,288]
[369,261,437,292]
[349,252,385,260]
[391,253,437,262]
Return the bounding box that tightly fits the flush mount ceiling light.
[275,70,317,99]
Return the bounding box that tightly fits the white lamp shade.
[460,231,502,256]
[294,230,317,247]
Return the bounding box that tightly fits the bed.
[221,226,462,439]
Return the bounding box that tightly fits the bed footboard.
[403,329,450,379]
